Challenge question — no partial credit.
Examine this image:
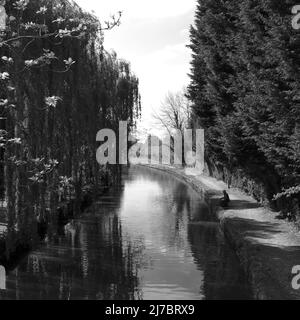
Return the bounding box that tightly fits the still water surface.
[0,166,252,300]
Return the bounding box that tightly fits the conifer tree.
[188,0,300,215]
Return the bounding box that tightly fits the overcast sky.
[76,0,196,132]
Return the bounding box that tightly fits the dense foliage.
[0,0,140,253]
[188,0,300,216]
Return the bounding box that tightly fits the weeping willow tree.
[0,0,141,256]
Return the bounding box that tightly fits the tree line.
[188,0,300,219]
[0,0,140,255]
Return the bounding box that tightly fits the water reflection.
[188,223,251,299]
[0,166,252,300]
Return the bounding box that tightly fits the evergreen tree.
[188,0,300,215]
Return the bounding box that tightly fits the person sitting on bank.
[220,190,230,208]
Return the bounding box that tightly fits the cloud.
[135,42,191,121]
[103,10,194,56]
[75,0,196,20]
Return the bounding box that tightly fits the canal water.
[0,166,252,300]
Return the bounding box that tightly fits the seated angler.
[220,190,231,208]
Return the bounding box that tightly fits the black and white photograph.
[0,0,300,305]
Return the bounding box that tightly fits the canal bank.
[143,165,300,300]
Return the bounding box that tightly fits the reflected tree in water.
[2,200,143,300]
[187,223,251,300]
